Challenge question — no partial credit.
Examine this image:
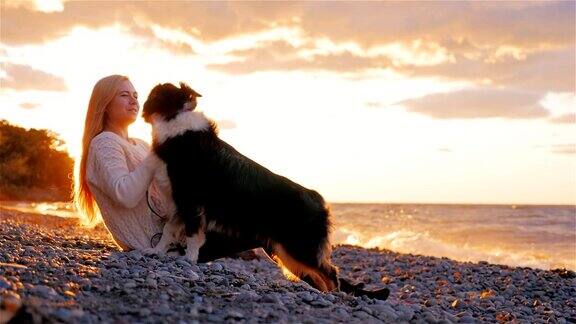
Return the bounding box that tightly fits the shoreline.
[1,208,574,323]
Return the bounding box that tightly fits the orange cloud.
[128,25,195,56]
[398,88,549,119]
[1,2,291,45]
[3,1,573,93]
[19,102,40,109]
[208,40,393,74]
[398,48,574,93]
[5,2,572,50]
[549,114,575,124]
[299,1,573,49]
[1,63,67,91]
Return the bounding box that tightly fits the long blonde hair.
[74,75,129,227]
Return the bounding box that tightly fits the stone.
[226,310,245,319]
[139,308,152,317]
[298,291,315,302]
[2,218,574,324]
[124,281,137,289]
[1,291,22,312]
[424,299,437,307]
[32,285,57,298]
[0,276,12,290]
[310,298,332,307]
[155,304,172,315]
[146,278,158,288]
[210,263,224,272]
[53,309,73,321]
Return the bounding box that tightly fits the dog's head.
[142,82,202,123]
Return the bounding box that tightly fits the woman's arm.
[86,135,161,209]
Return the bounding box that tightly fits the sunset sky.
[1,0,574,205]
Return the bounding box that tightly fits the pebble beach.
[0,207,574,323]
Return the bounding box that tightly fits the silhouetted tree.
[0,120,74,201]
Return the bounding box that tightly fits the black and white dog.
[141,82,339,292]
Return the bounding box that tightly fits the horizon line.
[329,201,576,207]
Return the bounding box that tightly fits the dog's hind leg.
[272,243,339,292]
[315,240,340,292]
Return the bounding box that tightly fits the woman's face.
[106,80,139,127]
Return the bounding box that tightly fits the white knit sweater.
[86,131,167,251]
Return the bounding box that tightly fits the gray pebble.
[298,291,315,302]
[3,219,573,324]
[261,294,281,304]
[310,298,332,307]
[0,276,13,290]
[155,304,172,315]
[145,278,158,288]
[32,285,57,298]
[139,308,152,317]
[210,263,224,272]
[53,309,72,321]
[124,281,137,289]
[226,310,244,319]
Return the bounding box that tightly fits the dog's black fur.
[142,82,339,292]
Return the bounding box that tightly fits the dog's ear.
[142,83,166,123]
[142,98,154,123]
[180,82,202,98]
[146,84,163,102]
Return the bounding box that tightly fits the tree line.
[0,120,74,201]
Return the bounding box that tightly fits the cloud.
[299,1,574,49]
[4,1,572,50]
[209,40,573,93]
[398,88,549,119]
[0,2,288,46]
[208,40,393,74]
[550,144,576,154]
[19,102,40,109]
[398,48,575,93]
[2,1,573,92]
[1,63,67,91]
[127,26,195,56]
[5,1,573,47]
[2,4,108,45]
[549,113,575,124]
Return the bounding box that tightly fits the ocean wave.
[332,227,576,271]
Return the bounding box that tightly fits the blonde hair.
[73,75,129,227]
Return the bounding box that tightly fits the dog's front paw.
[142,247,164,256]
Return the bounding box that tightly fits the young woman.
[74,74,165,250]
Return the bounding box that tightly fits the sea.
[2,201,575,271]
